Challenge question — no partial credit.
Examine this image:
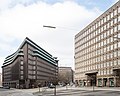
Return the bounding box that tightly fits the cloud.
[0,0,102,72]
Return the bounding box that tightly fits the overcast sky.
[0,0,119,72]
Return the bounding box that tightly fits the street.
[1,86,120,96]
[0,88,34,96]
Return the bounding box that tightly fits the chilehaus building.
[2,37,58,88]
[75,1,120,87]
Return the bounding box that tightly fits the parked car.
[0,86,3,88]
[3,85,10,89]
[48,83,55,88]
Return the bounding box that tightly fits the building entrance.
[85,72,98,86]
[113,68,120,87]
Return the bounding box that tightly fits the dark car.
[0,86,3,88]
[49,85,55,88]
[48,83,55,88]
[3,85,10,89]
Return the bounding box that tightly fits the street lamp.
[43,25,56,29]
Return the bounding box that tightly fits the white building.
[0,73,2,86]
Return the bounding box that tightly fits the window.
[107,30,110,36]
[20,61,23,65]
[104,40,106,45]
[118,42,120,47]
[107,69,109,75]
[114,43,117,49]
[114,18,117,24]
[107,54,109,59]
[118,16,120,22]
[104,17,106,23]
[107,15,110,21]
[114,26,117,32]
[114,9,117,16]
[107,46,109,51]
[107,62,109,67]
[118,7,120,13]
[118,25,120,30]
[33,66,36,69]
[114,60,117,65]
[20,71,23,74]
[20,66,23,70]
[111,28,114,34]
[114,52,117,57]
[107,23,110,29]
[110,62,113,66]
[110,69,113,74]
[110,20,113,26]
[101,19,104,25]
[104,70,106,75]
[33,61,36,65]
[118,60,120,65]
[21,76,23,79]
[111,12,113,18]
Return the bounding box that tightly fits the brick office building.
[2,37,58,88]
[58,67,74,85]
[75,1,120,87]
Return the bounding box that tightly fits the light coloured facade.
[0,73,2,86]
[75,1,120,87]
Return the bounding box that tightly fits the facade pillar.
[25,79,30,88]
[114,76,116,87]
[101,78,104,87]
[86,80,88,87]
[96,79,99,87]
[106,78,109,87]
[116,76,120,87]
[86,80,90,87]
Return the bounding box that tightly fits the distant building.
[2,37,58,88]
[58,67,74,85]
[0,73,2,86]
[75,1,120,87]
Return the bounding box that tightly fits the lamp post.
[54,58,59,96]
[43,25,56,29]
[43,25,58,96]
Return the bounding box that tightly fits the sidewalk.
[70,86,120,91]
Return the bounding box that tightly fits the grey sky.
[0,0,119,72]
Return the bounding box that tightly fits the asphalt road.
[0,88,34,96]
[1,87,120,96]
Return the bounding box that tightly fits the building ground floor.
[75,76,120,87]
[2,79,54,89]
[75,69,120,87]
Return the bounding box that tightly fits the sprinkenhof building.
[75,1,120,87]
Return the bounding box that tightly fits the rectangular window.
[111,12,113,18]
[114,60,117,65]
[107,15,109,21]
[20,71,23,74]
[118,60,120,65]
[114,9,117,16]
[20,61,23,65]
[20,66,23,70]
[118,7,120,13]
[118,16,120,22]
[111,20,113,26]
[21,76,23,79]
